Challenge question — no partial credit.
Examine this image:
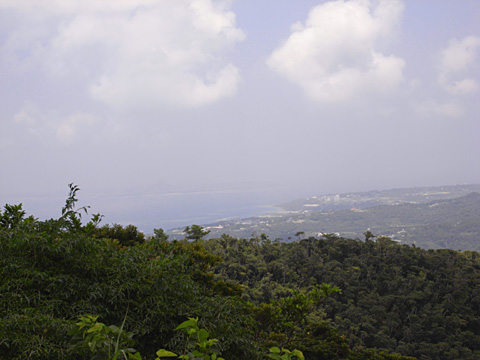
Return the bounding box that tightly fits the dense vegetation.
[203,234,480,359]
[2,185,479,359]
[0,186,254,359]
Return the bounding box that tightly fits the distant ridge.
[277,184,480,212]
[169,184,480,251]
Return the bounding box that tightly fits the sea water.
[97,188,289,233]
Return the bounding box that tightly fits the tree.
[184,225,210,241]
[153,228,169,241]
[295,232,305,241]
[0,203,26,229]
[61,183,90,230]
[364,230,376,242]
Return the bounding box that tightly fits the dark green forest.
[1,185,480,359]
[203,234,480,359]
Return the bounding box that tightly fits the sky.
[1,0,480,231]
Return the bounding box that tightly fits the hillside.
[203,235,480,360]
[174,187,480,251]
[278,184,480,212]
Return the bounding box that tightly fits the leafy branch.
[156,317,224,360]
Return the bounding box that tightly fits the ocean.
[95,187,290,233]
[2,186,300,234]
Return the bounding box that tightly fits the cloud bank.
[267,0,405,102]
[438,36,480,95]
[0,0,245,109]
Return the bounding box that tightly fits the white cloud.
[12,102,41,135]
[438,36,480,95]
[12,104,97,144]
[0,0,245,109]
[440,36,480,73]
[444,78,478,96]
[14,110,37,126]
[267,0,405,102]
[436,102,464,118]
[414,100,464,119]
[54,113,96,144]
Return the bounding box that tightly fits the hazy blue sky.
[1,0,479,230]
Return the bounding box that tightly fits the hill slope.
[204,235,480,360]
[181,190,480,250]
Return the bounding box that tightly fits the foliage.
[267,347,304,360]
[68,315,140,360]
[4,183,480,360]
[0,203,26,229]
[252,286,340,350]
[184,225,211,242]
[156,317,224,360]
[204,235,480,359]
[69,317,303,360]
[0,185,254,360]
[153,228,169,242]
[60,183,91,231]
[89,223,145,247]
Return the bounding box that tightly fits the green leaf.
[129,352,143,360]
[269,347,281,354]
[198,329,209,343]
[292,350,304,360]
[88,322,105,333]
[267,355,281,360]
[156,349,178,358]
[175,318,198,331]
[88,340,97,352]
[109,325,121,332]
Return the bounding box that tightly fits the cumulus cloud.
[267,0,405,102]
[0,0,245,109]
[12,104,97,144]
[14,109,37,127]
[12,102,41,135]
[438,36,480,95]
[440,36,480,73]
[54,113,96,143]
[414,100,464,119]
[444,78,479,96]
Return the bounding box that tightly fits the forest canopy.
[1,185,479,359]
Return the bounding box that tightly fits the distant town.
[168,184,480,250]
